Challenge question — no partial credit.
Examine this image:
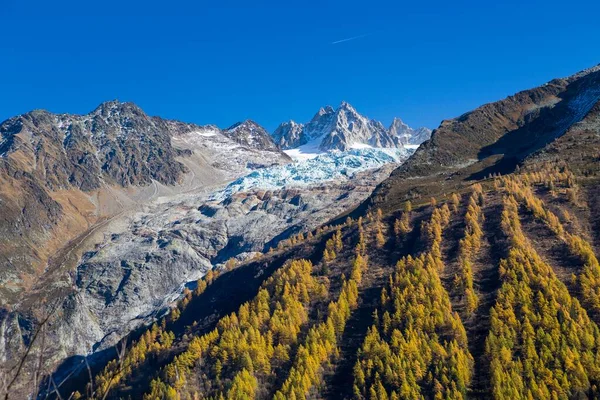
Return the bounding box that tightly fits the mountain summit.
[223,119,280,151]
[272,101,431,152]
[388,117,432,146]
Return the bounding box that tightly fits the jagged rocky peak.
[338,100,356,112]
[223,119,279,151]
[317,101,396,151]
[389,117,411,136]
[389,117,432,146]
[272,120,305,148]
[0,100,187,190]
[91,99,142,115]
[273,101,424,152]
[312,105,335,120]
[85,100,153,134]
[331,101,362,128]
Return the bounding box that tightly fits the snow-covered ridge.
[214,147,414,198]
[273,101,431,152]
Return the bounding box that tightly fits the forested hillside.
[46,158,600,399]
[27,65,600,399]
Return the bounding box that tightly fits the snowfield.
[282,136,326,160]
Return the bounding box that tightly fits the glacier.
[215,147,415,198]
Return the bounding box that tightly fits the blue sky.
[0,0,599,132]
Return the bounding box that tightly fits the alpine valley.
[0,100,427,398]
[2,64,600,400]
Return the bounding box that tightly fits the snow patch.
[198,130,218,137]
[404,144,420,150]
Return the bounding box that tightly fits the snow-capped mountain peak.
[276,101,394,152]
[389,117,432,146]
[338,100,357,112]
[272,120,305,148]
[271,102,431,157]
[312,105,335,121]
[334,101,362,126]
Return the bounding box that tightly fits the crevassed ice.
[212,147,415,199]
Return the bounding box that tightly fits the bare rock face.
[0,101,190,305]
[388,117,432,146]
[272,120,305,149]
[223,120,281,152]
[1,101,188,189]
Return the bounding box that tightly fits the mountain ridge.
[5,63,600,400]
[55,62,600,400]
[0,100,410,399]
[272,101,431,152]
[222,119,281,152]
[363,63,600,216]
[0,101,291,306]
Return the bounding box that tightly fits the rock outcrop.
[388,117,431,145]
[223,120,281,152]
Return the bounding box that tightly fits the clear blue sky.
[1,0,599,132]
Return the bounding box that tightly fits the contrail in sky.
[331,32,375,45]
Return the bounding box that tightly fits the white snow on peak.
[198,131,217,137]
[273,101,430,152]
[570,64,600,80]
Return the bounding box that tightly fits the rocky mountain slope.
[0,101,306,397]
[43,63,600,400]
[223,120,281,152]
[0,101,187,190]
[272,101,431,152]
[0,101,414,398]
[0,102,290,305]
[0,101,181,306]
[366,64,600,216]
[392,65,600,178]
